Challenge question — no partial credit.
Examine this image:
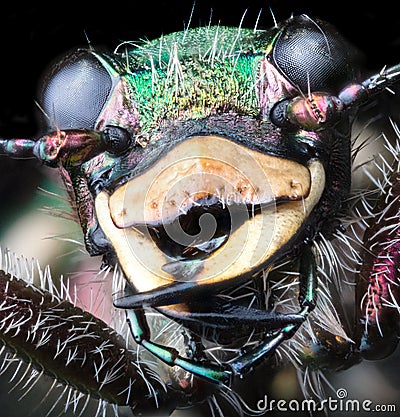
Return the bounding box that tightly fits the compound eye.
[40,50,113,130]
[273,15,360,92]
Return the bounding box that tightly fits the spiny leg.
[355,167,400,359]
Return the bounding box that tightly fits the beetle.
[1,12,400,415]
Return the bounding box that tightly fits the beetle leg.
[125,308,233,385]
[228,245,317,376]
[355,167,400,359]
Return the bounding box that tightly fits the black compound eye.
[103,125,132,155]
[272,15,361,92]
[40,50,113,130]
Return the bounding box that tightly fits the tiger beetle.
[1,14,400,387]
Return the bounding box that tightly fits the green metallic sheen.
[103,27,279,133]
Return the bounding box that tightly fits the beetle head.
[37,15,362,293]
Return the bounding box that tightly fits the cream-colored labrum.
[95,136,325,293]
